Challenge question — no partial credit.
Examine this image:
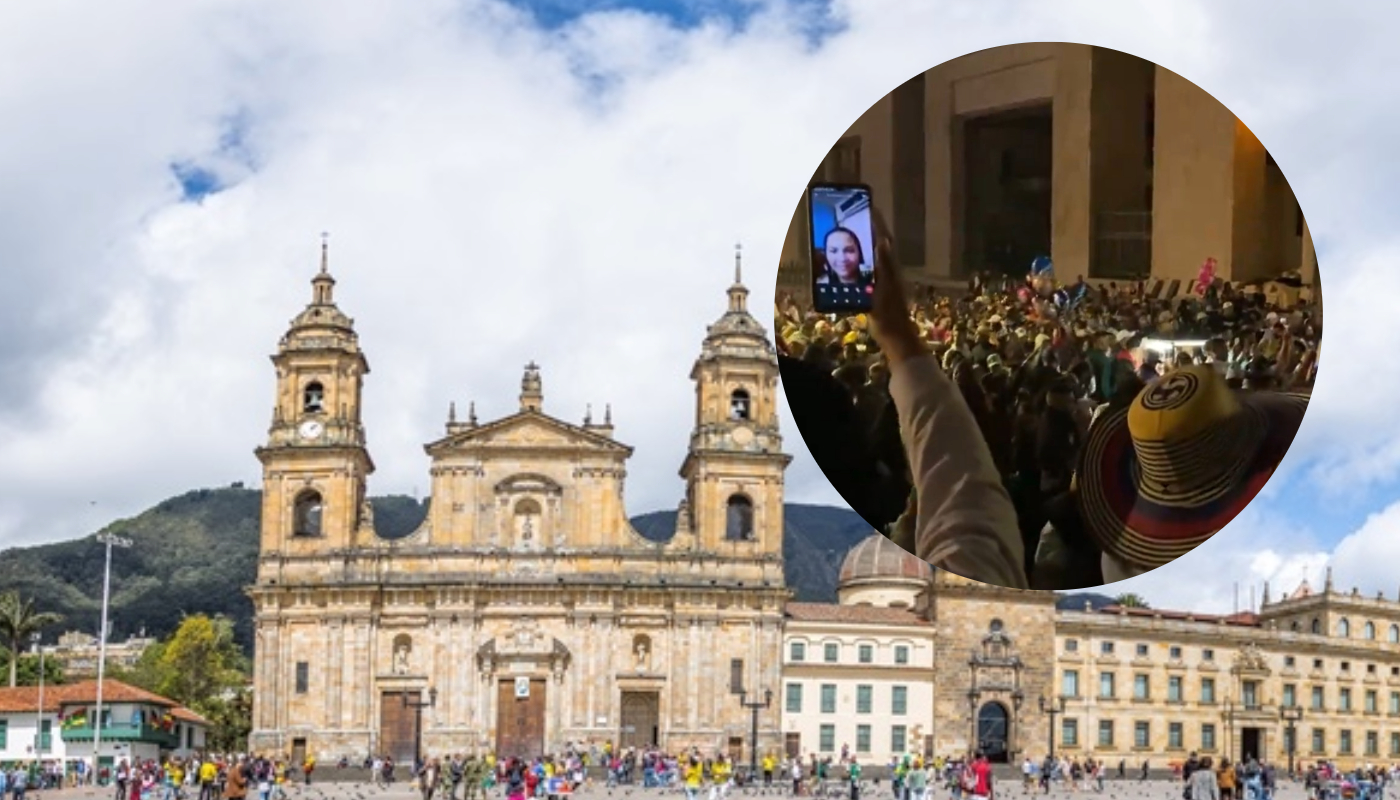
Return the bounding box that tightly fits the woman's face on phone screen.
[825,230,861,280]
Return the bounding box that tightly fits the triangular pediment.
[424,411,632,456]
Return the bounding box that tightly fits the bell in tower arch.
[729,388,751,421]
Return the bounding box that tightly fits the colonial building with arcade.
[783,538,1400,772]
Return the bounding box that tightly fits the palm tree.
[0,590,63,687]
[1114,593,1150,609]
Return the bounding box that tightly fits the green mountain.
[0,487,874,653]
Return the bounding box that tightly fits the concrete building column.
[1050,44,1094,280]
[925,74,955,280]
[1151,66,1272,284]
[1301,217,1318,285]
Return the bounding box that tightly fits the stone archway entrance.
[977,702,1010,763]
[619,692,660,749]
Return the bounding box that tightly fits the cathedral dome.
[838,533,933,586]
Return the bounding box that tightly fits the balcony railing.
[60,723,179,746]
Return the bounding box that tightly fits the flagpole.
[92,532,132,779]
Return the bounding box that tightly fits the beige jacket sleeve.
[887,353,1028,588]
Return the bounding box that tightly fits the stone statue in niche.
[634,640,650,672]
[392,643,410,675]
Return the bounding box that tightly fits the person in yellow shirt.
[711,757,733,800]
[762,755,775,788]
[198,760,218,800]
[684,757,704,800]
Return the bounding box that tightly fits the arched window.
[729,389,751,421]
[1290,621,1300,632]
[1338,618,1351,638]
[293,490,323,537]
[1365,622,1376,640]
[989,619,1005,633]
[1390,625,1399,644]
[303,382,325,414]
[725,495,754,541]
[1311,618,1321,635]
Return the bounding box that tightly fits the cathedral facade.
[247,246,790,764]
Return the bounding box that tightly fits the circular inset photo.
[773,43,1321,591]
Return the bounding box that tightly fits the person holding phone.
[815,227,872,286]
[865,209,1028,589]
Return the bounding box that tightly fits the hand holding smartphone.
[808,182,877,314]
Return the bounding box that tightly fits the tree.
[0,591,63,687]
[0,652,65,686]
[1114,593,1150,609]
[201,688,253,752]
[119,614,251,749]
[153,615,247,707]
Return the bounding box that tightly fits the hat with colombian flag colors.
[1076,365,1308,569]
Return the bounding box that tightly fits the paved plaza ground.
[29,779,1325,800]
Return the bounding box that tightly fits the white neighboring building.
[781,535,937,765]
[0,679,209,771]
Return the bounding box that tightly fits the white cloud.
[0,0,1397,628]
[1100,501,1331,613]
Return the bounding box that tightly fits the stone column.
[688,618,700,731]
[328,619,343,730]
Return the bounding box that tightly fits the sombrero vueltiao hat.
[1077,365,1309,569]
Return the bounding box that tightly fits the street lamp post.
[1280,706,1303,779]
[402,687,438,768]
[1039,696,1066,760]
[31,633,45,762]
[92,531,132,780]
[738,687,773,782]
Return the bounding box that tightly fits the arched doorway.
[977,702,1010,763]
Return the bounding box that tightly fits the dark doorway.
[960,104,1053,278]
[785,732,802,759]
[1241,727,1262,763]
[619,691,660,750]
[290,738,307,770]
[977,702,1011,763]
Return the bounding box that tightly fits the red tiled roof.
[0,679,206,725]
[786,602,932,626]
[1098,605,1260,627]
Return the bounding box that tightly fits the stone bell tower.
[677,244,791,556]
[254,237,376,561]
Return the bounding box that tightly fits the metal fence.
[1094,211,1152,279]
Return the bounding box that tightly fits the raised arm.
[867,210,1027,588]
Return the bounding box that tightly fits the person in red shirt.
[970,752,993,800]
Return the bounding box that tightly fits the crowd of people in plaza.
[12,744,1400,800]
[0,752,320,800]
[775,215,1319,590]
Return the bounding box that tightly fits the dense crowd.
[775,263,1319,589]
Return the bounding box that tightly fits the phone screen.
[808,183,876,314]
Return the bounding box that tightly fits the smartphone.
[807,182,876,314]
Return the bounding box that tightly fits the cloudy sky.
[0,0,1394,614]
